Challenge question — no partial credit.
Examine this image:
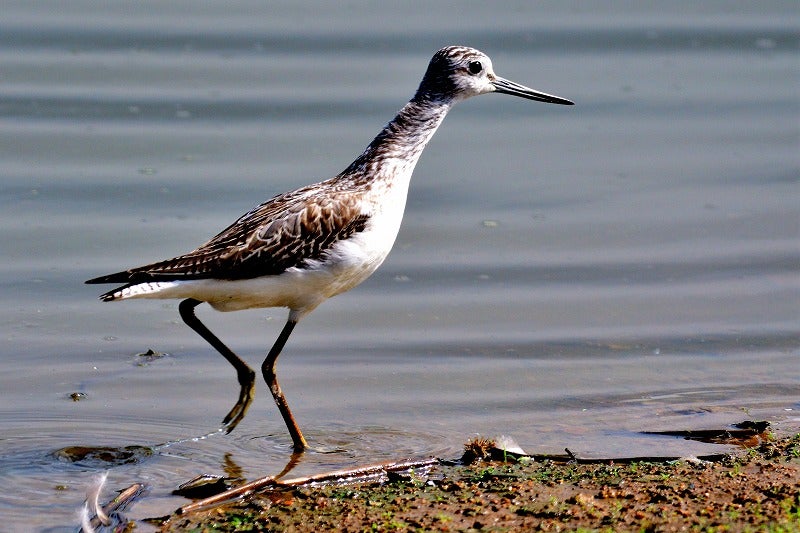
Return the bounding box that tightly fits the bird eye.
[467,61,483,75]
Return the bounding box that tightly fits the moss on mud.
[159,434,800,532]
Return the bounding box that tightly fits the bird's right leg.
[261,318,308,452]
[179,298,256,433]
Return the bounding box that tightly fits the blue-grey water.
[1,1,798,530]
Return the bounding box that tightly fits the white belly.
[116,183,408,320]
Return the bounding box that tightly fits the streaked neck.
[340,98,451,185]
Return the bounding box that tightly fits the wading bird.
[87,46,573,452]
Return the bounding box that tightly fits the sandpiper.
[87,46,573,452]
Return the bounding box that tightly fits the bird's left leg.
[179,298,256,432]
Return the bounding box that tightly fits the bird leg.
[179,298,256,433]
[261,318,308,452]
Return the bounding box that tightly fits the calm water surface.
[1,1,798,530]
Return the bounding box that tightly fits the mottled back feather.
[86,184,369,284]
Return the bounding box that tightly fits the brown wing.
[86,187,369,284]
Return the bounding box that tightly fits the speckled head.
[414,45,574,106]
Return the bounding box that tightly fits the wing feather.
[86,186,370,285]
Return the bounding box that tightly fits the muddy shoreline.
[150,431,799,532]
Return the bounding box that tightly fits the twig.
[177,475,277,514]
[177,457,438,515]
[530,452,731,464]
[278,457,438,487]
[82,483,147,532]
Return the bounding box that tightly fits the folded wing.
[86,187,369,286]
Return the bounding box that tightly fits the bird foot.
[220,379,255,433]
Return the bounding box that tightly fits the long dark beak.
[492,76,574,105]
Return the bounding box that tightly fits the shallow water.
[1,1,798,530]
